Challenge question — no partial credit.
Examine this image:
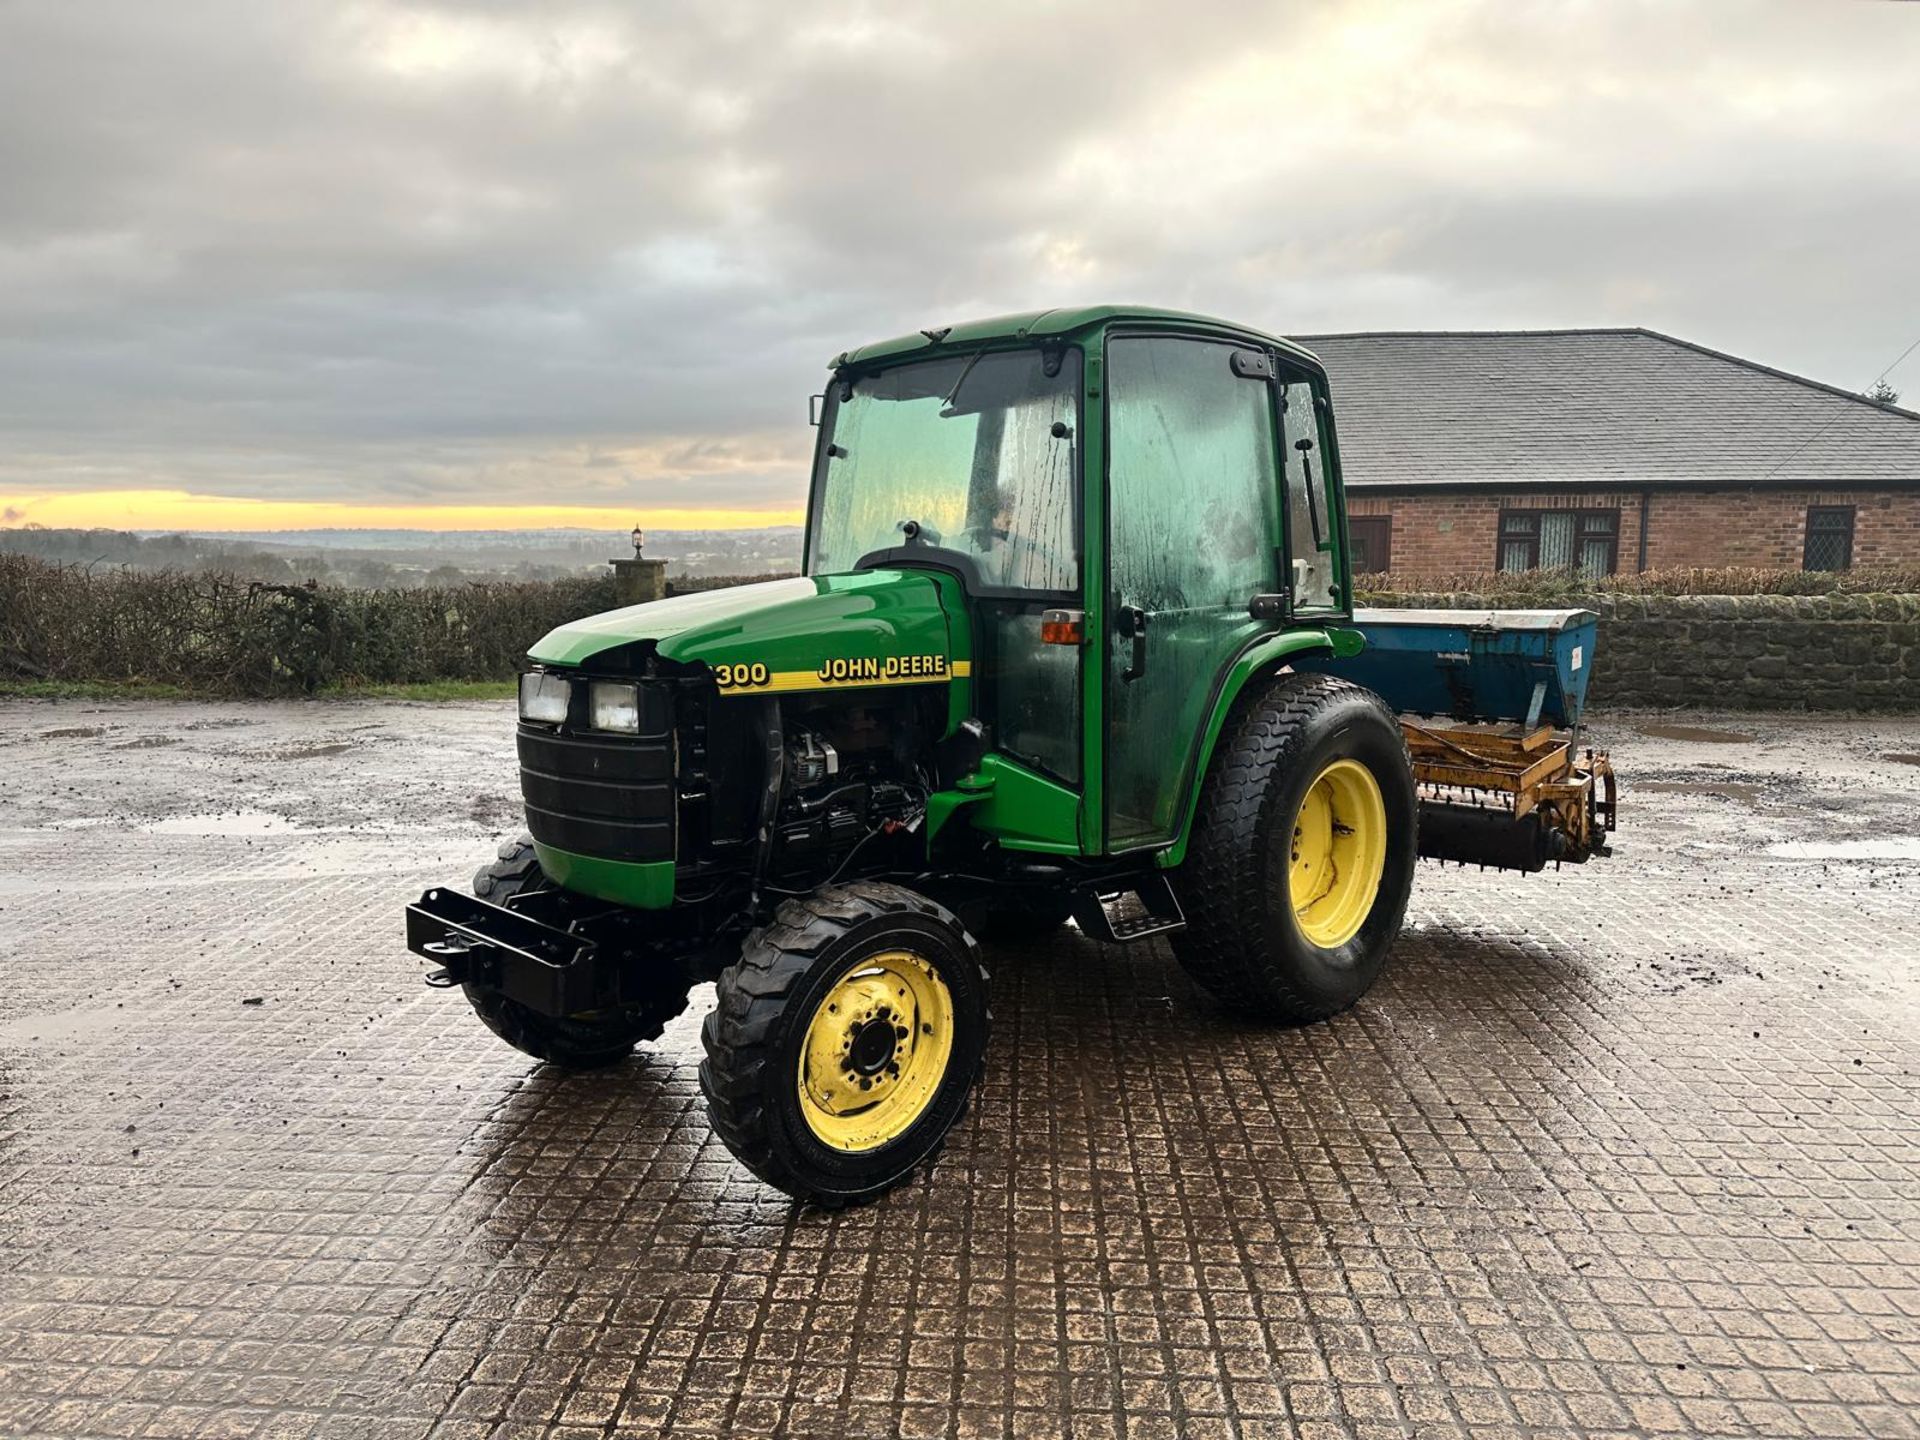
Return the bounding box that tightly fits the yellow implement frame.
[1403,719,1617,862]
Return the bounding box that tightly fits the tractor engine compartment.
[668,675,937,891]
[765,699,933,880]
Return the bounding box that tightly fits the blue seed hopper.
[1312,608,1598,729]
[1293,608,1615,871]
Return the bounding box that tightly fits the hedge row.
[9,551,1918,697]
[0,556,626,694]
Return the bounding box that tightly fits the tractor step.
[1072,872,1186,944]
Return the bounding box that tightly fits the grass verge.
[0,679,194,701]
[321,680,516,701]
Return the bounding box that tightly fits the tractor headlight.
[588,681,641,735]
[518,672,571,724]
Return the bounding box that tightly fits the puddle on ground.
[272,742,354,759]
[1636,724,1756,744]
[143,811,302,837]
[1885,753,1920,767]
[1637,780,1765,802]
[39,726,107,740]
[1767,837,1920,861]
[0,1004,130,1043]
[111,736,182,750]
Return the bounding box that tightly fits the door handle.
[1118,606,1148,682]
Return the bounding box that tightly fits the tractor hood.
[527,569,971,697]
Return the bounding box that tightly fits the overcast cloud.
[2,0,1917,519]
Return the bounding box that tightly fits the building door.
[1104,334,1280,850]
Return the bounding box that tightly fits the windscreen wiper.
[939,349,988,414]
[1294,438,1325,547]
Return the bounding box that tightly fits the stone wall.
[1368,593,1920,711]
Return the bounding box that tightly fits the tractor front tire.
[1172,673,1416,1023]
[462,835,691,1070]
[701,881,989,1207]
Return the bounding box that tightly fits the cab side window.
[1279,376,1339,611]
[1108,340,1279,613]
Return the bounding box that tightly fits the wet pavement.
[1,699,1918,1440]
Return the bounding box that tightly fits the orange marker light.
[1041,609,1085,646]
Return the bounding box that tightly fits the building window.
[1497,509,1619,576]
[1803,506,1854,571]
[1349,516,1392,574]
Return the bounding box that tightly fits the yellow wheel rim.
[797,950,954,1152]
[1289,758,1388,949]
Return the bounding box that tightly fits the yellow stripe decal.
[715,658,971,696]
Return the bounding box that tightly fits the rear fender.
[1154,625,1365,869]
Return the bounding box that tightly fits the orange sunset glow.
[0,490,803,533]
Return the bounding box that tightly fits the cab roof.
[830,305,1327,373]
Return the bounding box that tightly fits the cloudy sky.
[3,0,1917,531]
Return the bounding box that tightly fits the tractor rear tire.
[1172,673,1416,1023]
[700,881,989,1207]
[462,835,691,1070]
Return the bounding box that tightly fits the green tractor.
[407,306,1614,1205]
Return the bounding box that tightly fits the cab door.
[1103,334,1283,850]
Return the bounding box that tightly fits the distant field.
[0,523,803,587]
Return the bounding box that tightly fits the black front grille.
[517,708,676,864]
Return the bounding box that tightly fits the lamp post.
[611,523,665,605]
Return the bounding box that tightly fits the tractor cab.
[809,306,1355,856]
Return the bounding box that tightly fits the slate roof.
[1294,329,1920,491]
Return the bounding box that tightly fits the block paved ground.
[0,699,1917,1440]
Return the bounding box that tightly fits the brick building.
[1302,329,1920,578]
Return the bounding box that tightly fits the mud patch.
[1636,723,1756,744]
[1885,753,1920,767]
[40,726,107,739]
[1634,951,1758,995]
[276,742,354,760]
[111,736,182,751]
[1631,764,1802,804]
[468,793,517,828]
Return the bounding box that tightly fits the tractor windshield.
[806,348,1081,594]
